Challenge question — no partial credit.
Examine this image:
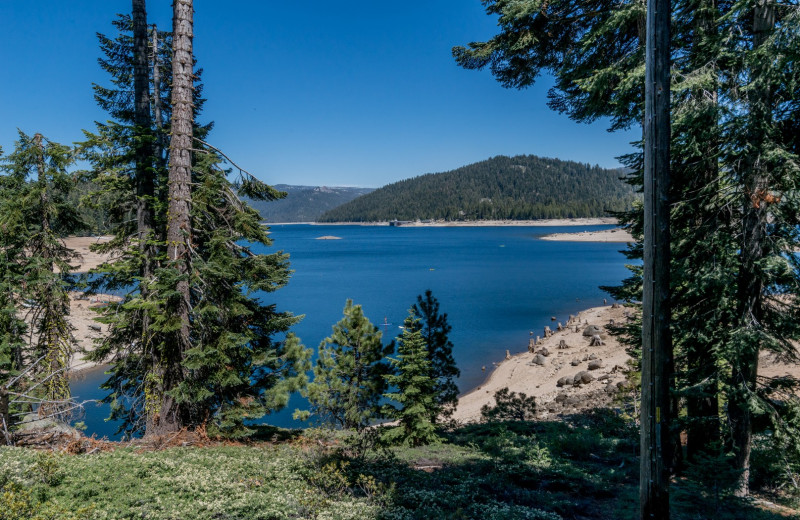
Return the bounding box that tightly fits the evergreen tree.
[0,145,27,379]
[81,11,174,436]
[299,300,392,431]
[410,290,459,422]
[383,310,439,446]
[171,151,310,437]
[455,0,800,495]
[83,4,307,437]
[0,132,82,418]
[721,0,800,496]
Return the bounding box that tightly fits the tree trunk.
[730,0,775,497]
[132,0,154,252]
[149,0,194,436]
[640,0,672,517]
[132,0,166,435]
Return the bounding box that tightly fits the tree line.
[317,154,636,222]
[454,0,800,500]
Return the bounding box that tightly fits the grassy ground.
[0,410,797,520]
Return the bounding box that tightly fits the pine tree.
[171,150,310,437]
[299,300,392,431]
[0,132,82,418]
[410,290,459,422]
[454,0,800,496]
[383,310,439,446]
[82,4,308,437]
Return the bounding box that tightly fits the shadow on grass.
[323,409,796,520]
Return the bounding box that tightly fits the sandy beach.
[66,235,117,272]
[540,227,634,243]
[452,305,800,424]
[452,305,634,423]
[61,236,117,372]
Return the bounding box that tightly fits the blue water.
[70,224,632,438]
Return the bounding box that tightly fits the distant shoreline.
[266,218,619,227]
[540,227,634,243]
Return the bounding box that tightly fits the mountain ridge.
[316,154,636,223]
[245,185,374,223]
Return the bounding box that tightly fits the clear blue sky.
[0,1,638,188]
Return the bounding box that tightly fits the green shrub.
[480,388,537,422]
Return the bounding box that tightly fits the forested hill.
[245,185,374,223]
[316,155,635,222]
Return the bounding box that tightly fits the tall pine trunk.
[149,0,194,436]
[132,0,154,251]
[730,0,775,497]
[131,0,163,434]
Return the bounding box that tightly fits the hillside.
[317,155,635,222]
[245,185,374,223]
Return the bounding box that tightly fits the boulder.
[540,347,551,357]
[571,358,581,366]
[583,325,603,337]
[573,371,595,385]
[532,354,547,366]
[588,360,604,371]
[556,377,571,387]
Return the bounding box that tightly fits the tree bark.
[730,0,775,497]
[640,0,672,517]
[132,0,154,252]
[149,0,194,436]
[133,0,167,436]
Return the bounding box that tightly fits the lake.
[70,224,632,438]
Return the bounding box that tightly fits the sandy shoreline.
[540,228,633,243]
[65,235,116,272]
[60,236,116,373]
[452,305,634,423]
[272,218,619,227]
